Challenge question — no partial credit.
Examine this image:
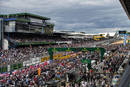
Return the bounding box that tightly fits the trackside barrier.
[23,60,31,67]
[23,57,41,67]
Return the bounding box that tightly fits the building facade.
[0,13,54,34]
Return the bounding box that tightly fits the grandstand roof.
[4,18,30,22]
[0,13,50,20]
[120,0,130,19]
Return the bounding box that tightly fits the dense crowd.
[0,43,129,87]
[7,34,73,43]
[0,40,99,66]
[10,37,71,43]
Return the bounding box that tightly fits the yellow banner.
[41,52,79,62]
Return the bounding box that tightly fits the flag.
[44,61,47,66]
[89,69,93,73]
[22,69,25,73]
[38,68,41,76]
[5,73,9,77]
[81,59,91,64]
[81,59,91,70]
[30,65,33,69]
[60,63,64,66]
[12,70,17,75]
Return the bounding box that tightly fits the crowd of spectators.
[7,34,73,43]
[0,43,129,87]
[10,37,71,43]
[0,39,101,66]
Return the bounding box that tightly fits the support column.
[0,18,4,49]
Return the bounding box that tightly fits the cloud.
[79,0,114,6]
[65,23,97,29]
[0,0,130,33]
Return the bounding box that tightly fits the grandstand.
[0,13,55,49]
[0,13,114,49]
[0,13,54,33]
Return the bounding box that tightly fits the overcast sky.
[0,0,130,33]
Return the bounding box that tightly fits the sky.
[0,0,130,34]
